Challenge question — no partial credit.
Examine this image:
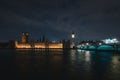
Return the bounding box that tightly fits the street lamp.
[86,43,89,46]
[99,43,102,45]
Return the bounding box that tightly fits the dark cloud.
[0,0,120,41]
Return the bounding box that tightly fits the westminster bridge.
[76,41,120,51]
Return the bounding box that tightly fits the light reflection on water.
[0,49,120,80]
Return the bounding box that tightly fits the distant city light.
[102,38,119,44]
[26,33,29,36]
[52,40,56,43]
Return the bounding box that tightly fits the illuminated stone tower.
[71,32,75,48]
[22,32,29,43]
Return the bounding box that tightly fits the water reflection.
[111,54,120,74]
[112,55,120,67]
[8,49,62,79]
[85,51,91,62]
[76,50,91,63]
[70,50,76,64]
[1,49,120,80]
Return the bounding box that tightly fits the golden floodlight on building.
[22,32,29,43]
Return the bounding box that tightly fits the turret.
[22,32,29,43]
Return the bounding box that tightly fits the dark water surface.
[0,49,120,80]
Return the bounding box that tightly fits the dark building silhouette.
[42,35,46,42]
[0,40,15,49]
[62,40,70,49]
[0,42,9,48]
[8,40,15,48]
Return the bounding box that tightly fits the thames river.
[0,49,120,80]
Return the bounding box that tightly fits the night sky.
[0,0,120,42]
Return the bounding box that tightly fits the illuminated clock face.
[72,34,75,38]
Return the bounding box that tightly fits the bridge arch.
[97,45,114,50]
[88,45,96,50]
[76,44,118,50]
